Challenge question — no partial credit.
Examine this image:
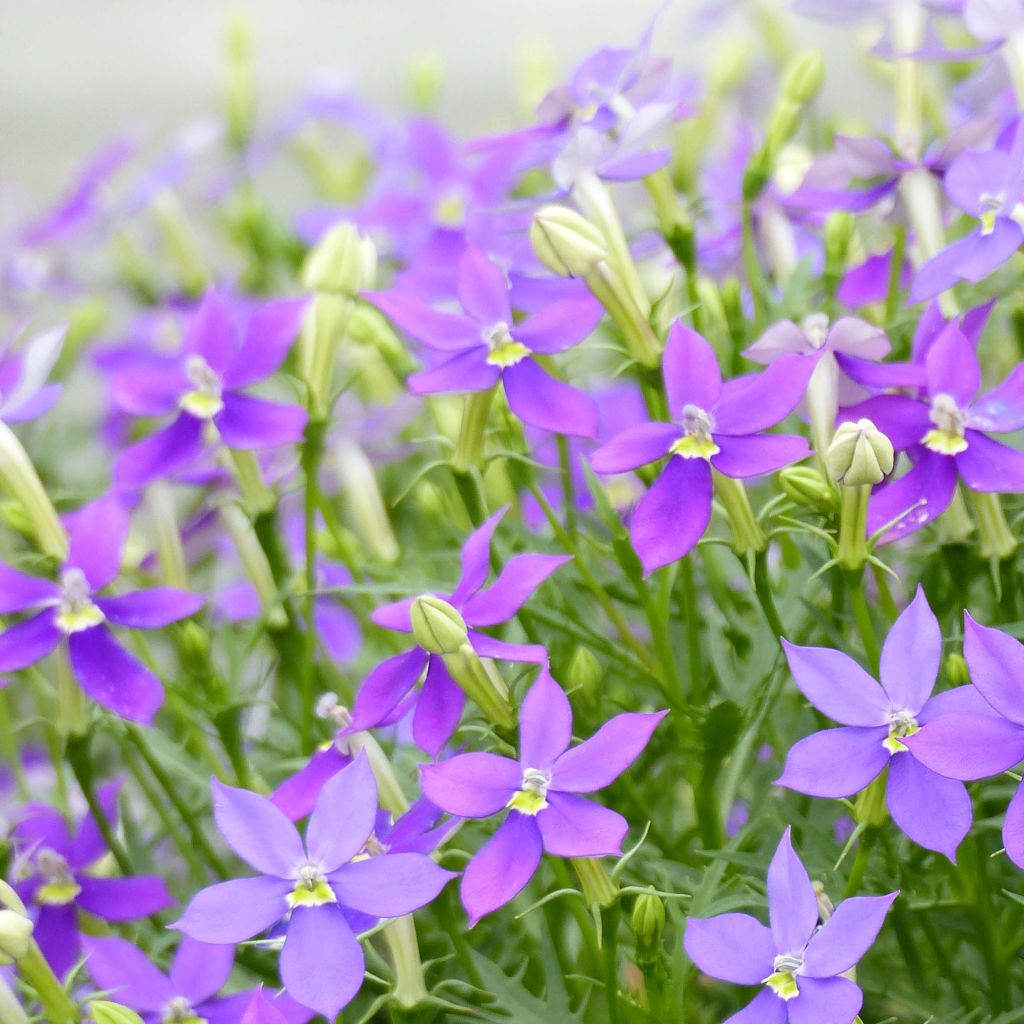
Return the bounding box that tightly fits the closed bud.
[826,419,894,487]
[302,222,377,296]
[567,645,603,699]
[631,889,666,963]
[945,652,970,687]
[530,205,607,278]
[778,465,836,513]
[781,50,826,107]
[88,1001,145,1024]
[0,909,32,964]
[410,595,468,655]
[708,40,752,96]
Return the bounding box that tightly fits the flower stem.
[301,416,329,744]
[846,570,880,674]
[752,550,785,641]
[15,941,76,1024]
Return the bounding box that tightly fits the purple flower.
[174,753,455,1018]
[907,613,1024,869]
[0,492,203,722]
[684,828,897,1024]
[590,322,812,575]
[842,321,1024,543]
[348,505,569,754]
[421,667,665,925]
[113,290,308,490]
[777,587,982,860]
[83,936,312,1024]
[0,325,65,423]
[367,244,602,437]
[11,781,172,978]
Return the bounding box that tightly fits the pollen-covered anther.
[922,392,968,455]
[483,322,530,367]
[507,767,552,815]
[55,568,105,635]
[179,355,225,419]
[884,709,920,754]
[287,863,337,908]
[670,404,720,460]
[763,952,803,1000]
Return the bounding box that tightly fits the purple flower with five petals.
[348,505,570,754]
[367,244,602,437]
[113,290,308,490]
[11,781,173,978]
[591,322,812,575]
[421,667,665,925]
[173,753,455,1018]
[84,936,312,1024]
[0,492,203,722]
[777,587,983,860]
[685,828,897,1024]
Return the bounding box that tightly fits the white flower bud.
[0,909,33,965]
[530,205,607,278]
[302,222,377,296]
[410,595,468,655]
[826,419,894,487]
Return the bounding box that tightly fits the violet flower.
[421,667,665,925]
[590,322,812,576]
[685,828,897,1024]
[841,320,1024,543]
[777,587,981,860]
[0,491,203,722]
[907,613,1024,869]
[348,505,569,754]
[113,290,308,490]
[174,753,455,1018]
[367,244,602,437]
[0,325,65,423]
[11,781,172,978]
[84,935,312,1024]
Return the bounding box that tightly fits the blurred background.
[0,1,870,204]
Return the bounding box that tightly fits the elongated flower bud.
[0,973,27,1024]
[333,438,400,563]
[945,652,970,688]
[302,221,377,296]
[530,205,608,278]
[0,422,67,561]
[567,645,603,703]
[0,910,32,965]
[826,420,894,487]
[410,596,468,655]
[441,643,515,732]
[778,465,836,513]
[220,504,287,629]
[632,889,666,964]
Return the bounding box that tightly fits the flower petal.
[839,396,931,452]
[420,752,520,817]
[723,990,787,1024]
[788,976,863,1024]
[886,753,971,860]
[868,449,958,544]
[170,937,236,1005]
[33,904,79,980]
[962,612,1024,725]
[711,433,809,479]
[77,875,173,921]
[969,363,1024,433]
[82,936,173,1011]
[412,657,466,756]
[365,290,480,350]
[590,422,678,474]
[65,491,129,591]
[0,563,58,612]
[174,877,290,944]
[683,913,776,985]
[329,853,455,917]
[715,353,815,434]
[1002,783,1024,870]
[215,394,307,450]
[280,906,364,1019]
[536,792,626,857]
[224,296,308,390]
[450,506,508,605]
[878,586,940,713]
[115,415,206,490]
[662,323,722,419]
[768,828,821,955]
[462,553,570,627]
[552,710,666,792]
[272,746,350,823]
[306,752,378,872]
[957,431,1024,492]
[782,641,889,726]
[513,296,602,354]
[924,323,980,406]
[69,625,164,723]
[0,610,61,672]
[461,812,542,926]
[97,588,204,628]
[503,359,598,438]
[211,777,305,877]
[519,667,573,771]
[185,291,239,375]
[803,893,897,977]
[369,596,415,633]
[906,712,1024,779]
[777,727,889,798]
[456,245,511,324]
[408,349,498,394]
[467,631,548,663]
[348,648,428,732]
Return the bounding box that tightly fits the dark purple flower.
[777,587,982,860]
[348,506,569,754]
[367,244,602,437]
[591,322,812,575]
[421,667,665,925]
[174,753,455,1018]
[0,492,203,722]
[11,781,172,978]
[684,828,897,1024]
[113,290,308,490]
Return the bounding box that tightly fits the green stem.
[841,828,875,900]
[301,417,329,744]
[752,550,786,641]
[16,942,76,1024]
[741,200,766,331]
[601,905,623,1024]
[556,434,578,540]
[884,225,907,329]
[846,570,880,674]
[679,556,705,703]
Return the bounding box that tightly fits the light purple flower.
[777,587,981,860]
[684,828,897,1024]
[0,491,203,722]
[174,753,455,1018]
[348,506,570,754]
[367,244,602,437]
[421,667,665,925]
[591,322,812,575]
[11,782,172,978]
[0,325,65,423]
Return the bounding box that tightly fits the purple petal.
[945,150,1009,214]
[211,777,305,877]
[69,625,164,723]
[174,877,290,943]
[462,553,570,627]
[878,586,940,713]
[835,134,902,178]
[827,317,890,359]
[0,564,58,612]
[370,596,415,633]
[776,727,889,798]
[887,754,971,860]
[868,450,958,543]
[513,297,602,354]
[314,601,361,663]
[744,320,813,363]
[838,396,931,452]
[115,415,206,490]
[348,648,428,732]
[503,359,598,438]
[590,421,678,473]
[65,491,129,591]
[366,290,480,350]
[803,892,897,976]
[767,828,818,956]
[925,324,979,406]
[69,779,123,867]
[306,752,378,872]
[536,792,626,857]
[781,640,889,726]
[715,354,815,434]
[215,394,307,450]
[97,588,203,629]
[969,364,1024,432]
[955,219,1023,282]
[461,812,542,926]
[412,657,466,756]
[1003,783,1024,870]
[906,712,1024,779]
[711,433,809,479]
[236,991,289,1024]
[272,746,350,822]
[683,913,776,985]
[957,431,1024,492]
[662,323,722,419]
[170,937,235,1004]
[788,976,863,1024]
[918,683,997,724]
[630,456,712,576]
[82,936,173,1011]
[722,990,787,1024]
[552,710,666,792]
[963,613,1024,724]
[408,348,499,394]
[77,875,173,921]
[185,291,238,375]
[224,296,308,389]
[450,505,508,605]
[33,904,79,979]
[468,631,549,663]
[110,366,188,417]
[420,752,520,817]
[909,234,979,303]
[456,246,511,324]
[0,610,61,672]
[280,906,363,1018]
[519,667,573,771]
[329,852,455,917]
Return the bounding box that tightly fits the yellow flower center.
[670,404,720,460]
[287,865,337,909]
[506,767,551,816]
[179,356,224,419]
[483,322,530,368]
[763,953,803,1000]
[55,568,104,635]
[884,710,920,754]
[34,848,80,905]
[922,393,968,455]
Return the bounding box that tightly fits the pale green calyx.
[826,419,894,487]
[410,595,468,655]
[0,909,33,965]
[530,205,608,278]
[778,465,836,513]
[302,221,378,295]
